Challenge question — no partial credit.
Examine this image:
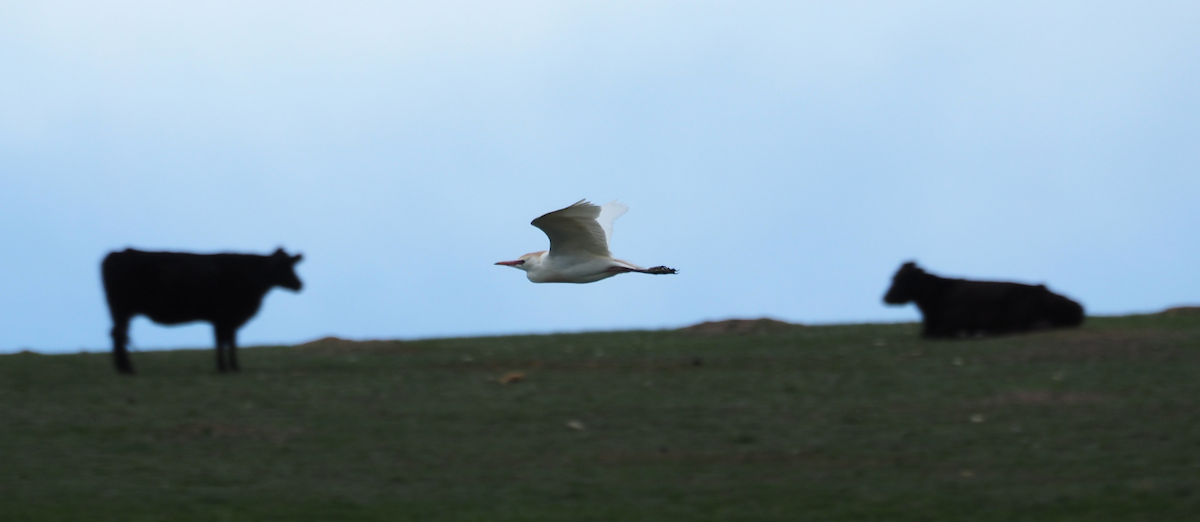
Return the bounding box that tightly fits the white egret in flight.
[495,200,678,284]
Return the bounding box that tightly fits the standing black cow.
[883,261,1083,338]
[101,248,303,374]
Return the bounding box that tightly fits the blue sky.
[2,1,1198,353]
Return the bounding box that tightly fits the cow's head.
[883,261,923,305]
[269,248,304,291]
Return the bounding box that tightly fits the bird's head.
[495,251,545,272]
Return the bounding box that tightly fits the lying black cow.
[883,261,1083,338]
[101,248,303,374]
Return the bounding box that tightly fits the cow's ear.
[901,261,917,270]
[291,253,303,264]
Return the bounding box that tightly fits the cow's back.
[940,280,1081,335]
[933,280,1015,335]
[102,250,268,326]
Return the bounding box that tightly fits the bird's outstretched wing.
[532,199,612,259]
[596,201,628,245]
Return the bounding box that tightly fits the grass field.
[3,312,1200,521]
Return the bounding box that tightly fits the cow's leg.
[215,324,239,373]
[111,313,135,375]
[214,325,228,373]
[921,319,940,338]
[227,329,240,372]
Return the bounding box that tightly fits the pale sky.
[2,1,1198,353]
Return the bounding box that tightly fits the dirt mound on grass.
[1160,306,1200,317]
[295,336,406,354]
[677,318,804,335]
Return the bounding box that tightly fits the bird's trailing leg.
[608,265,678,275]
[641,266,678,275]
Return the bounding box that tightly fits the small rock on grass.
[499,372,525,384]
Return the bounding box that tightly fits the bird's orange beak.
[495,260,525,266]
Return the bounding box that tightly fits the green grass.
[3,313,1200,521]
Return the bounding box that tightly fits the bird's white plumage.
[497,199,677,284]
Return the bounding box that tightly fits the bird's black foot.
[644,266,678,275]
